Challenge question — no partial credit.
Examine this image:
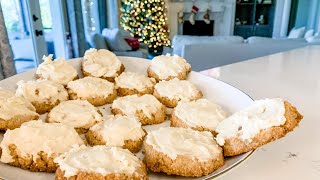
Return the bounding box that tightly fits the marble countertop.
[202,46,320,180]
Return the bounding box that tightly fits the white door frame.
[24,0,47,65]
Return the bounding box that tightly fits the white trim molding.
[273,0,292,38]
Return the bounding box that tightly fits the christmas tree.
[120,0,171,53]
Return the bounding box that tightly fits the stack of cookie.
[0,49,303,179]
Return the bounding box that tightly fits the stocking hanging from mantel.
[204,9,210,24]
[188,5,199,25]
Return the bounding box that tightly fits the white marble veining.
[203,46,320,180]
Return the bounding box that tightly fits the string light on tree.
[120,0,171,54]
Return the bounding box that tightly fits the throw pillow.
[121,29,132,38]
[125,37,139,50]
[304,29,314,38]
[288,27,306,39]
[89,33,108,50]
[102,28,132,51]
[306,35,320,43]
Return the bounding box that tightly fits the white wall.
[167,1,184,39]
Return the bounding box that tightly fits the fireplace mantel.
[177,10,224,35]
[167,0,236,38]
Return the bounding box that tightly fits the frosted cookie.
[115,72,156,96]
[111,94,166,125]
[16,80,69,114]
[86,115,146,153]
[47,100,103,134]
[0,121,84,172]
[54,146,148,180]
[147,54,191,81]
[67,77,117,106]
[0,88,39,130]
[154,78,203,107]
[81,48,125,82]
[143,127,224,177]
[215,98,303,156]
[171,99,227,135]
[36,55,78,86]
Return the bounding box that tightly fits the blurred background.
[0,0,319,77]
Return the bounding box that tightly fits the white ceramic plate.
[0,57,254,180]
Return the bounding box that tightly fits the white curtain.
[107,0,120,28]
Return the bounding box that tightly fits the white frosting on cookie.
[67,77,114,98]
[174,99,227,131]
[0,121,84,163]
[82,48,122,78]
[112,94,162,119]
[90,115,146,146]
[0,89,38,120]
[47,100,102,129]
[36,55,78,85]
[146,127,220,162]
[150,54,191,79]
[16,80,68,103]
[215,98,286,145]
[154,78,201,101]
[54,146,142,178]
[115,72,155,92]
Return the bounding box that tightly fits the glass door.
[1,0,68,73]
[1,0,38,73]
